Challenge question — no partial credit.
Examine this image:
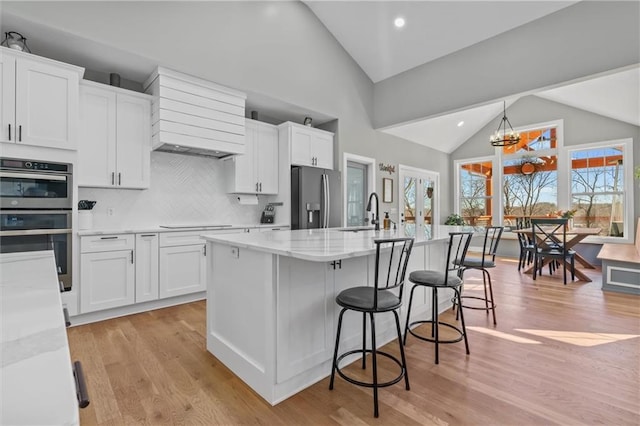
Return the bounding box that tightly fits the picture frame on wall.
[383,178,393,203]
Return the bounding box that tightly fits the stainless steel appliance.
[0,158,73,291]
[291,166,341,229]
[0,158,72,209]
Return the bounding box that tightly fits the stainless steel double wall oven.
[0,158,73,291]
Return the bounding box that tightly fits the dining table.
[512,227,602,282]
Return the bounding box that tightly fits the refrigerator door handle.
[325,174,330,228]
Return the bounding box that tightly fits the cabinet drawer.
[160,231,206,247]
[81,234,134,253]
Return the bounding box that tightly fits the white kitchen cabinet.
[159,231,207,298]
[80,234,135,313]
[135,233,159,303]
[280,121,334,169]
[225,119,278,194]
[78,81,151,189]
[0,47,83,150]
[276,255,368,383]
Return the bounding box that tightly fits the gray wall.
[374,1,640,128]
[1,0,450,224]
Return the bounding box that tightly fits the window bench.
[597,219,640,294]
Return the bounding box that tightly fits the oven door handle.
[0,171,68,181]
[0,228,72,237]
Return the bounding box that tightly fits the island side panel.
[206,242,276,403]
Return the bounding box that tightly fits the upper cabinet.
[0,47,84,150]
[78,81,152,189]
[280,122,334,169]
[225,119,279,194]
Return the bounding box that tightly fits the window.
[500,124,560,226]
[568,139,633,239]
[346,161,367,226]
[457,159,493,226]
[343,153,375,227]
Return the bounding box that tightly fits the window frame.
[453,155,496,225]
[342,153,376,227]
[563,138,635,244]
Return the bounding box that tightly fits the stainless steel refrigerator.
[291,166,341,230]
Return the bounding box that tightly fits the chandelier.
[490,101,520,147]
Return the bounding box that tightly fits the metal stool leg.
[484,269,497,325]
[455,287,470,355]
[362,312,367,369]
[403,284,417,345]
[393,310,410,390]
[369,312,379,418]
[433,287,439,364]
[329,308,346,390]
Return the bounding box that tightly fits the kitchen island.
[202,225,465,404]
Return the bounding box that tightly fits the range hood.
[144,67,247,158]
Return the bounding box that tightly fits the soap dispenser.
[383,212,390,230]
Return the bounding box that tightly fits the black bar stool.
[403,232,473,364]
[455,226,504,325]
[329,237,414,418]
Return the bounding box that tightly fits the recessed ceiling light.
[457,121,465,127]
[394,17,405,28]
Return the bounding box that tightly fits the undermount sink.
[335,226,376,232]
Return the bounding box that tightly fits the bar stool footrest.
[334,349,406,389]
[407,320,465,344]
[458,295,496,312]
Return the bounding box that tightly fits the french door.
[398,165,439,236]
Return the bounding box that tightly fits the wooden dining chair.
[531,218,576,285]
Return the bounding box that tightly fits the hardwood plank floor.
[67,257,640,425]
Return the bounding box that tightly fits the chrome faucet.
[366,192,380,231]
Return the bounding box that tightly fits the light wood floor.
[67,257,640,425]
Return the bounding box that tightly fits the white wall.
[374,1,640,128]
[2,1,451,224]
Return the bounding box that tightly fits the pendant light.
[1,31,31,53]
[490,101,520,147]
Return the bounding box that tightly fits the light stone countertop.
[0,250,79,426]
[201,225,481,262]
[77,222,290,236]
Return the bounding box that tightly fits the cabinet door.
[116,93,151,189]
[332,256,369,353]
[80,249,135,313]
[0,54,15,144]
[233,119,257,193]
[159,244,206,298]
[290,126,313,167]
[78,85,117,187]
[313,132,334,170]
[256,122,278,194]
[135,233,159,303]
[14,56,78,150]
[276,257,332,383]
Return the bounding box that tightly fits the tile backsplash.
[79,151,267,229]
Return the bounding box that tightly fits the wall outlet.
[230,247,240,258]
[107,208,115,216]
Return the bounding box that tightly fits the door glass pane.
[424,178,434,228]
[346,162,366,226]
[402,176,417,234]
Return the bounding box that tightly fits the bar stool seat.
[330,237,414,418]
[404,232,473,364]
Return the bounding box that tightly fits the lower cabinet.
[135,233,159,303]
[80,235,135,313]
[276,255,369,383]
[158,231,209,299]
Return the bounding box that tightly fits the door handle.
[111,172,115,185]
[203,245,207,256]
[18,125,22,141]
[256,182,259,192]
[8,124,11,141]
[118,173,121,186]
[259,182,262,192]
[130,250,134,264]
